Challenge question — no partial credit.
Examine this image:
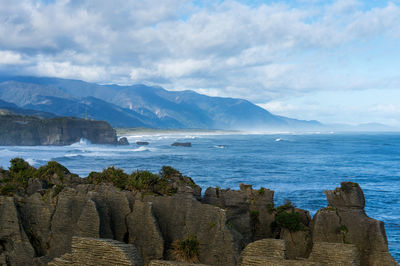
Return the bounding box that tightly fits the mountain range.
[0,76,323,130]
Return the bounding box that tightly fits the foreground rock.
[48,237,142,266]
[0,113,118,145]
[312,182,398,265]
[0,159,397,265]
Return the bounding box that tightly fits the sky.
[0,0,400,126]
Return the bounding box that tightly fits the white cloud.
[0,0,400,106]
[0,51,25,64]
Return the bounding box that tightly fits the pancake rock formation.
[0,159,397,266]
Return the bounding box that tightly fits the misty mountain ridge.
[0,76,323,130]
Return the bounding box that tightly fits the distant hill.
[0,76,323,130]
[0,99,56,118]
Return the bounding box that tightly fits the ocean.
[0,131,399,262]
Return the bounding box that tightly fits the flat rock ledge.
[240,239,360,266]
[48,237,143,266]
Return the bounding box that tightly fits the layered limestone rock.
[126,200,164,265]
[203,183,275,246]
[0,159,398,266]
[89,185,131,242]
[0,197,35,265]
[240,239,360,266]
[48,237,142,266]
[145,193,242,266]
[307,242,360,265]
[311,182,398,266]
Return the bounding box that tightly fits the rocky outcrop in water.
[0,113,118,145]
[118,137,130,145]
[171,142,191,147]
[0,160,397,265]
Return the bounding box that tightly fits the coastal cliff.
[0,113,118,145]
[0,159,397,265]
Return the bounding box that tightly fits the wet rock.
[118,137,130,145]
[171,142,191,147]
[136,141,149,145]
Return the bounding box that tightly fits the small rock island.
[0,159,397,265]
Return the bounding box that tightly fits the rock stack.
[0,160,397,265]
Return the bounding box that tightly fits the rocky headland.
[0,159,397,265]
[0,113,119,145]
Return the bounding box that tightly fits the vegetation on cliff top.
[0,158,76,196]
[270,200,306,233]
[0,158,196,197]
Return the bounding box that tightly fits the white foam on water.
[25,158,37,166]
[214,145,227,149]
[70,138,92,147]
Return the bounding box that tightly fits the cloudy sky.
[1,0,400,126]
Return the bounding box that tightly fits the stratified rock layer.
[0,160,398,266]
[48,237,142,266]
[0,197,35,265]
[312,182,398,266]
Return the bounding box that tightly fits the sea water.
[0,132,399,262]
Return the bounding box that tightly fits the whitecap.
[214,145,227,149]
[133,146,150,152]
[25,158,37,166]
[275,138,282,142]
[64,153,81,158]
[70,138,92,147]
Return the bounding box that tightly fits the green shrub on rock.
[270,200,305,234]
[160,166,180,178]
[35,161,70,183]
[9,157,36,187]
[0,183,17,196]
[87,166,129,190]
[172,235,200,263]
[274,211,302,232]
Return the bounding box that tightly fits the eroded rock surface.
[0,160,397,266]
[311,182,397,266]
[48,237,142,266]
[0,197,35,265]
[203,183,275,246]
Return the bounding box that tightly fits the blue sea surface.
[0,132,399,262]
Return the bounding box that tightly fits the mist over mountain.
[0,76,322,130]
